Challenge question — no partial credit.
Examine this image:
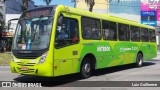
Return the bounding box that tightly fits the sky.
[34,0,74,7]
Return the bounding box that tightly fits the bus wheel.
[136,53,143,67]
[80,57,92,78]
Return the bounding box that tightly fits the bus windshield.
[13,16,53,50]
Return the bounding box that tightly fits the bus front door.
[54,17,80,76]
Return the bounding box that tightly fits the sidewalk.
[0,66,10,71]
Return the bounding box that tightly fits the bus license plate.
[21,67,28,71]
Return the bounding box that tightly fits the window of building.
[82,17,101,40]
[149,30,156,42]
[141,28,149,42]
[102,20,117,40]
[130,26,140,42]
[55,16,79,48]
[118,24,130,41]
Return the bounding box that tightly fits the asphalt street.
[0,54,160,90]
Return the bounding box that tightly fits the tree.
[43,0,52,5]
[85,0,117,12]
[71,0,78,8]
[85,0,95,12]
[0,12,3,31]
[2,0,7,2]
[22,0,28,11]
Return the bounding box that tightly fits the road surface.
[0,55,160,90]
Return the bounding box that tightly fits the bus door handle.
[73,51,78,55]
[60,60,66,63]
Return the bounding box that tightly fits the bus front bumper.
[10,61,53,77]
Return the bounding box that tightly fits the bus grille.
[12,49,48,59]
[17,62,36,66]
[14,53,39,59]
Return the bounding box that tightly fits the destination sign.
[23,7,54,18]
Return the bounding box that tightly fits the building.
[5,0,35,24]
[0,0,35,43]
[0,0,5,40]
[0,0,4,18]
[6,0,35,14]
[0,0,5,21]
[76,0,140,22]
[76,0,109,14]
[109,0,140,22]
[0,0,35,25]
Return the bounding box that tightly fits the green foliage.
[0,52,11,65]
[43,0,52,5]
[85,0,95,12]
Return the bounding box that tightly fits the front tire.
[136,53,143,67]
[80,57,92,78]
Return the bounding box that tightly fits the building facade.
[109,0,140,22]
[6,0,35,14]
[0,0,35,23]
[0,0,35,41]
[76,0,140,22]
[0,0,5,39]
[0,0,5,21]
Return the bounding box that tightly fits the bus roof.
[24,5,155,30]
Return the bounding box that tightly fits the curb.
[0,66,10,71]
[0,64,9,66]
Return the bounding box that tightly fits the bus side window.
[131,26,140,42]
[118,24,130,41]
[92,19,101,39]
[141,28,149,42]
[82,17,101,40]
[149,30,156,42]
[55,16,79,48]
[82,17,91,39]
[102,20,117,40]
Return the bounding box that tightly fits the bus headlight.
[39,52,48,64]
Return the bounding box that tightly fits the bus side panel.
[107,41,125,67]
[114,42,139,65]
[80,41,128,69]
[54,44,81,76]
[53,13,82,76]
[80,41,142,70]
[140,42,151,61]
[148,42,157,60]
[96,41,122,68]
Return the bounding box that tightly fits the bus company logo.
[2,82,12,87]
[120,47,138,52]
[97,46,110,52]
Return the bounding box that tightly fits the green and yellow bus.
[10,5,157,78]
